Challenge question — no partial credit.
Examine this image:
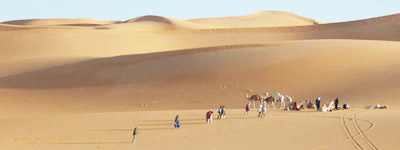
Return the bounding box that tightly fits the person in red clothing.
[206,111,213,124]
[245,103,251,115]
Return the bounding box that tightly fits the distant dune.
[97,15,210,30]
[1,18,120,26]
[187,11,323,28]
[1,12,399,75]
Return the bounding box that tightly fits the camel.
[375,104,389,109]
[267,93,292,109]
[305,100,316,109]
[264,96,276,109]
[322,101,335,112]
[285,101,304,111]
[245,92,263,110]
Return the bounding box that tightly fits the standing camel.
[266,93,292,109]
[245,93,263,110]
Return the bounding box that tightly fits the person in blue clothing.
[174,114,180,128]
[316,97,321,110]
[221,106,226,119]
[217,105,222,119]
[334,97,339,110]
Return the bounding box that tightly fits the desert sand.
[0,11,400,150]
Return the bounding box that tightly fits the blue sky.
[0,0,399,22]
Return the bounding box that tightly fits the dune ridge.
[188,13,400,33]
[188,11,323,28]
[1,18,120,26]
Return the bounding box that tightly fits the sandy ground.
[0,109,399,150]
[1,11,400,150]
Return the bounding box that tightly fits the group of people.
[316,97,347,112]
[205,105,227,124]
[217,105,226,120]
[131,95,391,144]
[257,102,267,118]
[245,101,267,118]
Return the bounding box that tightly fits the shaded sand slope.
[188,11,323,28]
[1,40,399,113]
[1,18,120,26]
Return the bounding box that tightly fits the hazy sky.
[1,0,399,22]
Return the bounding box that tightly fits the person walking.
[261,102,267,118]
[132,127,138,143]
[334,97,339,110]
[257,104,263,118]
[221,106,226,119]
[245,103,251,115]
[217,105,222,119]
[207,111,213,124]
[316,97,321,110]
[174,114,180,128]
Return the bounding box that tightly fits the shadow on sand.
[54,141,132,145]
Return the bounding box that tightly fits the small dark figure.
[334,97,339,110]
[174,114,180,128]
[343,104,350,109]
[316,97,321,110]
[132,127,138,143]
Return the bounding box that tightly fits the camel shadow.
[54,141,132,145]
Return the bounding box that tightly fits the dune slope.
[0,40,399,113]
[1,13,400,79]
[187,11,323,28]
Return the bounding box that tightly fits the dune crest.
[97,15,209,30]
[187,10,323,28]
[125,15,173,24]
[1,18,120,26]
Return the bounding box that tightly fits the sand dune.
[1,13,400,79]
[0,40,399,112]
[1,11,400,150]
[188,11,323,28]
[1,18,120,26]
[98,15,210,31]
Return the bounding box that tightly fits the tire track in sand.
[341,110,378,150]
[353,111,379,150]
[342,111,363,150]
[312,115,374,150]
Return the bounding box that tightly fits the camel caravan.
[245,92,292,110]
[245,92,350,112]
